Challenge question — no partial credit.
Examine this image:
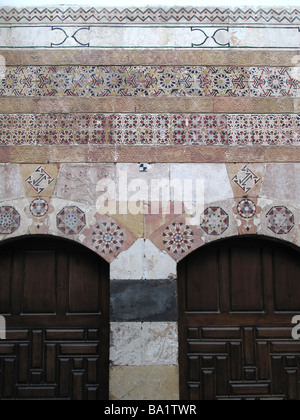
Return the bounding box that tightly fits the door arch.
[178,236,300,400]
[0,235,110,400]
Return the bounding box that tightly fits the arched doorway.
[178,236,300,400]
[0,236,110,400]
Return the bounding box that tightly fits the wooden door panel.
[0,237,109,400]
[68,251,101,314]
[179,237,300,400]
[230,246,264,312]
[23,251,56,314]
[184,325,300,400]
[0,327,106,400]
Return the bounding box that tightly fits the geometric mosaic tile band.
[0,202,295,256]
[160,204,296,255]
[0,7,299,24]
[1,66,299,98]
[0,114,299,146]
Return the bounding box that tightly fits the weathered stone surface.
[261,163,300,207]
[54,164,116,206]
[110,322,178,366]
[110,280,177,322]
[110,239,177,280]
[110,323,142,366]
[142,322,178,366]
[109,365,179,400]
[0,164,25,201]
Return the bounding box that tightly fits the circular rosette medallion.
[30,198,49,218]
[237,199,257,219]
[163,222,194,254]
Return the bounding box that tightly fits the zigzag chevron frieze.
[0,7,299,24]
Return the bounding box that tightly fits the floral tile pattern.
[92,222,124,254]
[30,198,49,218]
[0,113,299,146]
[56,206,86,235]
[200,206,229,236]
[233,198,261,234]
[162,222,194,254]
[237,199,257,219]
[249,67,300,98]
[171,115,227,145]
[205,67,249,97]
[0,66,299,98]
[0,206,20,235]
[266,206,295,235]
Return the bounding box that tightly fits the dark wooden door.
[178,237,300,400]
[0,237,109,400]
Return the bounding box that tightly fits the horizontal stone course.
[2,145,300,164]
[1,50,299,67]
[0,97,296,114]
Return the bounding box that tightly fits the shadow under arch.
[0,233,110,400]
[183,233,300,261]
[0,233,108,260]
[177,234,300,401]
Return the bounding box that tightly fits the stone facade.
[0,5,299,400]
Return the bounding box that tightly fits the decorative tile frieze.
[1,114,299,146]
[249,67,300,98]
[171,115,228,145]
[0,7,299,25]
[0,66,299,98]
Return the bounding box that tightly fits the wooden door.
[0,237,109,400]
[178,237,300,400]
